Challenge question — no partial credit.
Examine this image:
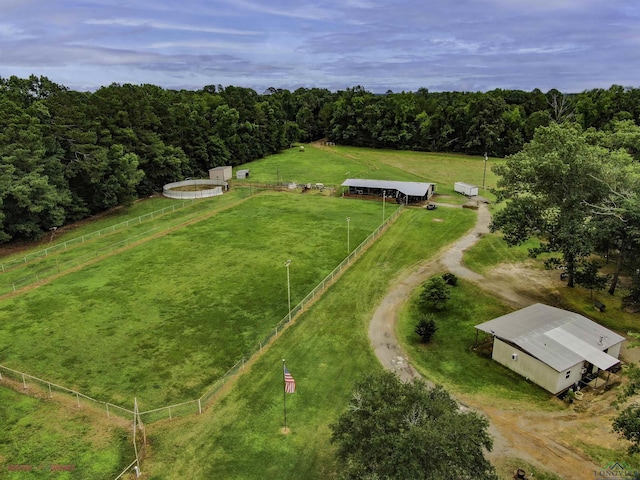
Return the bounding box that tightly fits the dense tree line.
[1,74,640,244]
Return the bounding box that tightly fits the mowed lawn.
[144,207,477,480]
[236,144,505,201]
[0,387,131,479]
[397,279,555,408]
[0,192,394,408]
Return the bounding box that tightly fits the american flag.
[284,366,296,393]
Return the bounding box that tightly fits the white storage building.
[475,304,624,394]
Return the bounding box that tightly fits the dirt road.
[368,202,613,479]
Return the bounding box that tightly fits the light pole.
[285,260,292,322]
[346,217,351,255]
[382,190,386,223]
[482,152,488,190]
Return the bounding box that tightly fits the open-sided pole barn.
[341,179,435,204]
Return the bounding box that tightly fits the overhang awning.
[545,327,620,371]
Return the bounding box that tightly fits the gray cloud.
[0,0,638,92]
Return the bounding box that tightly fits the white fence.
[137,205,405,423]
[162,180,225,200]
[0,206,404,426]
[0,200,196,273]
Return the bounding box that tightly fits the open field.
[2,143,634,479]
[0,193,394,408]
[0,194,253,296]
[234,144,503,201]
[0,387,131,479]
[143,207,477,479]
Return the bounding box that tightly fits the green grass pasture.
[234,144,503,201]
[0,193,250,295]
[0,193,396,408]
[463,232,544,275]
[234,144,425,186]
[144,207,477,479]
[0,386,131,479]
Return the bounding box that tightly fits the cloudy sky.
[0,0,638,93]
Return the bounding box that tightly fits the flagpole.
[282,359,287,431]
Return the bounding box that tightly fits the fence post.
[0,370,3,380]
[76,392,80,407]
[198,399,202,415]
[275,327,278,337]
[106,403,110,418]
[169,407,172,420]
[48,383,52,398]
[22,374,27,390]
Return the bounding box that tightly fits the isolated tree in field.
[491,123,614,287]
[418,276,450,312]
[415,314,437,343]
[330,371,497,480]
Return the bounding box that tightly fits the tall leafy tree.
[330,371,497,480]
[491,123,613,286]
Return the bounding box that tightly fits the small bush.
[418,276,451,312]
[415,315,437,343]
[441,272,458,286]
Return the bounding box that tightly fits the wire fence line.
[135,205,404,423]
[1,205,404,427]
[0,224,181,297]
[0,199,231,297]
[0,199,197,274]
[0,364,134,417]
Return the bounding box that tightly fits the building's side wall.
[554,364,584,393]
[209,166,232,181]
[492,338,562,393]
[608,341,622,359]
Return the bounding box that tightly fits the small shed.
[209,166,232,182]
[475,304,625,394]
[236,169,250,179]
[454,182,478,196]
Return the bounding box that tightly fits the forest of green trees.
[1,74,640,244]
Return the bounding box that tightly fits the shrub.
[418,276,451,312]
[442,272,458,286]
[415,315,438,343]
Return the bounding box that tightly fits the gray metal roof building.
[476,304,624,372]
[341,179,435,203]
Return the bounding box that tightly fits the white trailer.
[454,182,479,196]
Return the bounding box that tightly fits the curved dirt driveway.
[368,203,606,480]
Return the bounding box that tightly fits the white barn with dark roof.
[475,304,624,394]
[341,179,435,204]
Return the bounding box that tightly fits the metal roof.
[341,179,433,197]
[476,304,624,372]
